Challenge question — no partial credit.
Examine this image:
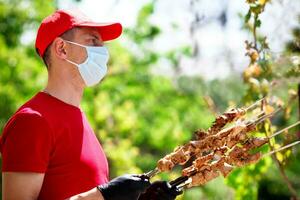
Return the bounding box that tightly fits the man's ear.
[52,37,67,60]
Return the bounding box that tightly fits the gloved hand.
[138,181,183,200]
[97,174,150,200]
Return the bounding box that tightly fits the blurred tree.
[225,1,300,200]
[0,0,216,199]
[82,1,215,178]
[1,0,299,200]
[0,0,55,129]
[0,0,56,198]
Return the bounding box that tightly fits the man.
[0,9,182,200]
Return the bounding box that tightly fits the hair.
[42,27,79,68]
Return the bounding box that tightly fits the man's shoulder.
[0,93,53,153]
[13,107,44,122]
[8,93,41,118]
[2,91,83,136]
[6,104,47,131]
[3,93,47,131]
[17,92,45,112]
[15,91,62,119]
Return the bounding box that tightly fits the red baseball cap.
[35,9,122,57]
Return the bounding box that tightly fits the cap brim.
[75,22,122,41]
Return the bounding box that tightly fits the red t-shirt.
[0,92,109,199]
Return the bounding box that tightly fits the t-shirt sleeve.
[1,111,53,173]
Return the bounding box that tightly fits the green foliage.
[80,2,216,178]
[286,16,300,53]
[0,1,55,198]
[228,1,300,200]
[0,0,299,200]
[0,0,53,130]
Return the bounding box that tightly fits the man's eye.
[92,38,99,46]
[86,38,96,46]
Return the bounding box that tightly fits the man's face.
[65,27,104,65]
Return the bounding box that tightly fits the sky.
[58,0,300,80]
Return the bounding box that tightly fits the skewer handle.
[176,179,192,190]
[169,176,189,187]
[170,169,197,187]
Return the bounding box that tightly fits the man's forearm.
[67,187,104,200]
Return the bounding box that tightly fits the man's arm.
[67,188,104,200]
[2,172,44,200]
[2,172,104,200]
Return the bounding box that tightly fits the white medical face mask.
[64,40,109,86]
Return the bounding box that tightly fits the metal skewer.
[170,174,192,187]
[245,97,266,112]
[262,140,300,158]
[246,108,281,126]
[144,168,160,179]
[269,121,300,138]
[176,178,192,190]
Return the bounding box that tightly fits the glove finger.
[129,174,143,181]
[130,178,151,191]
[138,181,181,200]
[169,186,183,196]
[158,182,182,198]
[130,175,150,183]
[156,188,175,200]
[135,174,151,183]
[138,190,161,200]
[138,182,151,192]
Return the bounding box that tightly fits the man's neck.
[44,75,84,108]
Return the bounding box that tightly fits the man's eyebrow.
[83,32,99,39]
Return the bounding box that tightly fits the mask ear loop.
[63,40,88,67]
[65,57,80,67]
[64,40,88,48]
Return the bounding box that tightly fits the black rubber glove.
[138,181,183,200]
[97,174,150,200]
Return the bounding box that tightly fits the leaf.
[276,152,284,162]
[255,18,262,27]
[245,9,252,23]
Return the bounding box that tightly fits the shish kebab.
[148,107,279,177]
[168,121,300,188]
[141,97,300,191]
[145,98,285,179]
[202,97,267,136]
[171,138,300,189]
[144,99,266,178]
